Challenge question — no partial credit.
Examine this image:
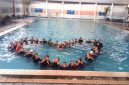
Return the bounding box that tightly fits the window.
[67,10,75,15]
[16,8,20,12]
[34,8,43,13]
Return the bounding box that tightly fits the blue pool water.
[0,18,129,72]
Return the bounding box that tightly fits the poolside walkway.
[0,18,33,34]
[96,20,129,31]
[0,69,129,84]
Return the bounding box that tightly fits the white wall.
[29,1,128,20]
[29,1,46,16]
[112,5,127,19]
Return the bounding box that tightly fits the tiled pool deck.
[0,69,129,84]
[96,20,129,31]
[0,18,129,84]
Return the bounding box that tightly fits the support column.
[46,0,48,17]
[94,3,97,21]
[78,2,81,18]
[110,3,114,19]
[62,1,64,17]
[22,0,26,16]
[12,0,15,16]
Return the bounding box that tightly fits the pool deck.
[96,20,129,31]
[0,69,129,84]
[0,18,33,36]
[0,18,129,84]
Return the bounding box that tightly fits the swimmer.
[23,37,28,45]
[59,62,68,70]
[93,46,99,54]
[8,42,15,51]
[86,51,94,61]
[34,38,39,44]
[57,42,64,50]
[63,41,67,47]
[75,38,78,43]
[29,36,34,44]
[42,38,47,44]
[97,40,103,52]
[76,58,85,67]
[93,39,97,46]
[71,39,75,46]
[17,48,26,55]
[40,55,51,67]
[13,41,18,50]
[25,50,35,58]
[48,39,53,46]
[54,41,58,46]
[67,40,71,47]
[51,57,60,68]
[79,37,83,44]
[32,53,42,62]
[15,43,23,52]
[68,61,77,70]
[86,38,92,44]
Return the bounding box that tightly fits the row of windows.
[31,8,75,14]
[0,7,20,13]
[31,8,107,16]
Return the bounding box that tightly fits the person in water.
[17,47,26,55]
[15,42,23,52]
[40,55,51,67]
[75,38,78,43]
[67,40,71,47]
[48,39,53,46]
[40,38,47,45]
[57,42,65,50]
[63,41,67,47]
[34,38,39,44]
[71,39,75,46]
[79,37,83,44]
[97,40,103,52]
[68,61,77,70]
[51,57,60,68]
[76,58,85,67]
[23,37,28,45]
[86,38,92,44]
[93,39,97,46]
[42,38,47,44]
[8,42,15,51]
[54,41,58,46]
[86,51,94,61]
[59,62,68,70]
[25,50,35,58]
[13,41,18,50]
[32,53,42,62]
[29,36,34,44]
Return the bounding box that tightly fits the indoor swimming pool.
[0,18,129,72]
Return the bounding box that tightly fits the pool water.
[0,18,129,72]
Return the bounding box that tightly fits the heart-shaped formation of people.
[8,37,103,70]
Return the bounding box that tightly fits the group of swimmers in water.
[8,36,103,70]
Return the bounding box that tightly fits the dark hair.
[79,58,82,61]
[63,62,66,64]
[57,57,60,60]
[45,55,49,58]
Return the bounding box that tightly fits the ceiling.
[36,0,129,5]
